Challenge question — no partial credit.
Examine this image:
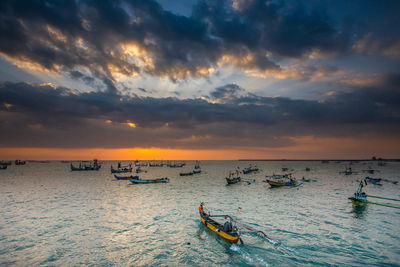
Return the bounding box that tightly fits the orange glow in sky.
[1,136,399,160]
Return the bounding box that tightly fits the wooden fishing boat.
[243,165,259,174]
[194,161,201,169]
[365,176,382,185]
[114,175,139,180]
[180,171,193,176]
[200,212,240,243]
[129,177,169,184]
[226,170,241,184]
[71,159,101,171]
[265,174,296,187]
[111,162,132,173]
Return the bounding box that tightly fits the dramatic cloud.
[1,0,388,83]
[1,76,399,149]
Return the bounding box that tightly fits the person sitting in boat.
[223,217,233,232]
[199,202,206,216]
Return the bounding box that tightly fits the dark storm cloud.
[1,77,399,148]
[2,0,396,82]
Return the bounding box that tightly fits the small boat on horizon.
[365,176,382,185]
[243,164,259,174]
[0,165,7,170]
[180,171,194,176]
[129,177,169,184]
[111,162,132,173]
[114,175,139,180]
[71,159,101,171]
[15,160,26,165]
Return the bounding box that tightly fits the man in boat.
[199,202,206,216]
[223,216,233,232]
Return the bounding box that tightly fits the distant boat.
[180,171,194,176]
[0,165,7,170]
[194,161,201,169]
[363,168,380,174]
[281,167,288,172]
[111,162,132,173]
[193,170,201,174]
[265,173,297,187]
[226,170,241,185]
[114,175,139,180]
[243,164,259,174]
[365,177,382,185]
[305,167,311,171]
[129,177,169,184]
[135,166,145,173]
[71,159,101,171]
[15,160,26,165]
[168,162,186,168]
[339,167,357,175]
[321,160,330,163]
[0,161,12,165]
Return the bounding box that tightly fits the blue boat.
[114,175,139,180]
[129,178,169,184]
[193,170,201,174]
[365,176,382,185]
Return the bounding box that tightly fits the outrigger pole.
[366,195,400,202]
[365,201,400,209]
[226,215,280,245]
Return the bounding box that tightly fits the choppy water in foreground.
[1,160,399,266]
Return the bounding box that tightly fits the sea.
[1,160,399,266]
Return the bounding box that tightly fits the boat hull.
[226,177,241,184]
[180,172,193,176]
[111,168,132,173]
[114,175,139,180]
[266,180,296,187]
[349,196,367,206]
[200,213,240,243]
[129,178,169,183]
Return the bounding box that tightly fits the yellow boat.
[265,174,297,187]
[200,212,241,243]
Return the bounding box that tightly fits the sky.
[0,0,400,160]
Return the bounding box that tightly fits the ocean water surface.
[1,160,399,266]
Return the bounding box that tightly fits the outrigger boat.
[71,159,101,171]
[265,173,297,187]
[111,162,132,173]
[200,212,241,243]
[226,170,241,185]
[365,176,382,185]
[339,167,357,175]
[114,175,139,180]
[129,177,169,184]
[193,161,201,174]
[349,178,400,209]
[349,179,367,206]
[243,164,259,174]
[180,171,194,176]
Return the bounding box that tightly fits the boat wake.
[230,244,269,267]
